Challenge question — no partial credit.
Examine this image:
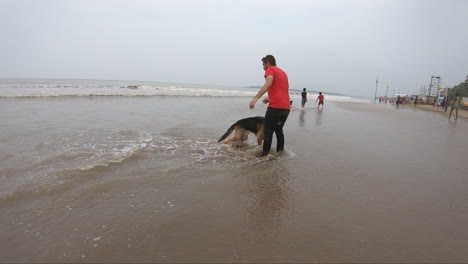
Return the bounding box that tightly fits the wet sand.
[1,97,468,263]
[411,103,468,119]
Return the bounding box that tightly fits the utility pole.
[385,82,389,103]
[374,76,378,104]
[444,87,450,112]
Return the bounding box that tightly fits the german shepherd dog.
[218,116,265,145]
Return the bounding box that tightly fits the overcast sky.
[1,0,467,97]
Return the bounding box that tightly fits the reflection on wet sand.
[315,108,323,126]
[245,163,293,242]
[299,109,305,126]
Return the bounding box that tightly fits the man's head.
[319,92,322,95]
[303,88,306,92]
[262,55,276,70]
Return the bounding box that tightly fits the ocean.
[1,79,468,263]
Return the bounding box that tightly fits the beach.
[1,80,468,263]
[413,103,468,119]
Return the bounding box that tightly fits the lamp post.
[374,76,378,104]
[444,87,450,112]
[427,76,433,104]
[385,82,389,103]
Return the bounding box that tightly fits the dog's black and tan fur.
[218,116,265,145]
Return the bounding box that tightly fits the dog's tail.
[218,123,236,143]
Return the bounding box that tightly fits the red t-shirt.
[318,94,324,103]
[265,66,290,110]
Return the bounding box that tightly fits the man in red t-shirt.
[316,92,324,109]
[249,55,290,157]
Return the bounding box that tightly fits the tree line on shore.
[448,80,468,97]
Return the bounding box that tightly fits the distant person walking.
[249,54,290,157]
[414,96,418,106]
[301,88,307,108]
[396,95,401,109]
[448,93,464,120]
[444,96,450,112]
[316,92,324,109]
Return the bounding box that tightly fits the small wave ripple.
[0,130,152,204]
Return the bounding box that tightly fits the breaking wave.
[0,79,369,102]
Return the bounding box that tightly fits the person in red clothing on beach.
[316,92,324,109]
[249,55,290,157]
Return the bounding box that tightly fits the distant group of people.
[393,94,464,120]
[422,94,464,120]
[429,94,464,120]
[395,95,406,109]
[301,88,324,109]
[378,96,388,104]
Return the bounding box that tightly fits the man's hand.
[250,75,273,109]
[249,99,257,109]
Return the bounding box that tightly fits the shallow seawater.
[1,93,468,263]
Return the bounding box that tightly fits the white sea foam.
[149,136,296,168]
[0,130,153,202]
[0,81,255,98]
[0,79,368,102]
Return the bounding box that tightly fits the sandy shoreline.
[343,101,468,119]
[409,103,468,119]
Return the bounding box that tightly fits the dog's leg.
[257,126,264,145]
[257,134,263,145]
[225,138,236,144]
[224,127,244,145]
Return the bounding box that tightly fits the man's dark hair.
[262,55,276,66]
